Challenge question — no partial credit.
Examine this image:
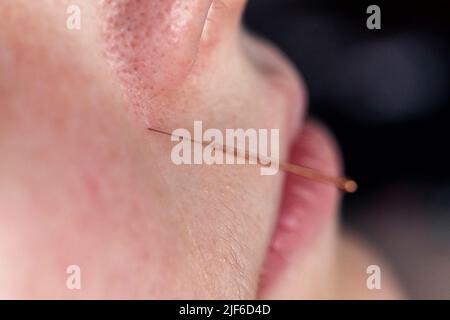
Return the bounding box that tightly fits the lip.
[247,35,344,295]
[239,33,343,293]
[258,119,342,295]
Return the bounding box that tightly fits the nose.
[100,0,214,98]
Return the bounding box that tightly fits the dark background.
[245,0,450,299]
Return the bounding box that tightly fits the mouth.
[247,35,344,295]
[259,119,343,296]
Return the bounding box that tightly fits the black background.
[245,0,450,210]
[245,0,450,298]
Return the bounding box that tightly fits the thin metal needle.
[147,127,358,193]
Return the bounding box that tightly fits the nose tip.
[199,0,247,48]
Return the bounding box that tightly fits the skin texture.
[0,0,403,299]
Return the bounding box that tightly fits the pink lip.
[244,30,344,296]
[258,119,343,295]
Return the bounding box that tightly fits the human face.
[0,0,401,299]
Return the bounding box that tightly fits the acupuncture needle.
[147,127,358,193]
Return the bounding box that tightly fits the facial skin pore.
[0,0,402,299]
[100,0,214,122]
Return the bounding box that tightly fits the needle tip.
[343,179,358,193]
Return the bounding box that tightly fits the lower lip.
[259,120,342,294]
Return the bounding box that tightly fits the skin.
[0,0,403,299]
